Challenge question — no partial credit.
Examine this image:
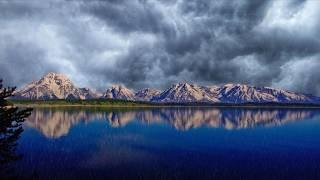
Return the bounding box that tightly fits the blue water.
[9,107,320,179]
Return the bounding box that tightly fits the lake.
[5,107,320,179]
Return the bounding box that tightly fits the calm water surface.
[7,107,320,179]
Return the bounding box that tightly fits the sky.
[0,0,320,95]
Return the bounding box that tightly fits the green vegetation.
[10,99,157,107]
[10,99,320,108]
[0,80,33,178]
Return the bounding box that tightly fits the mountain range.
[13,72,320,104]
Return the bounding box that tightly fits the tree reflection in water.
[0,80,33,179]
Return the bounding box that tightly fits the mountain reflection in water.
[26,108,319,138]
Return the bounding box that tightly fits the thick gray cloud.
[0,0,320,95]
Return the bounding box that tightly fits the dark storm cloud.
[0,0,320,95]
[0,38,48,87]
[82,0,174,36]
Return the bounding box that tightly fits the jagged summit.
[216,84,315,103]
[103,84,135,100]
[12,73,320,104]
[110,84,124,89]
[135,88,161,101]
[41,72,69,80]
[152,83,220,103]
[14,72,99,100]
[151,83,320,104]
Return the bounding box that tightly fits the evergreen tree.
[0,79,33,179]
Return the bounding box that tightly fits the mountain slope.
[14,72,99,100]
[216,84,318,104]
[151,83,220,103]
[135,88,161,101]
[151,83,320,104]
[102,84,135,101]
[13,73,320,104]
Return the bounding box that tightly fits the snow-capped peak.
[110,84,124,89]
[14,72,99,100]
[13,73,320,104]
[151,83,220,103]
[151,83,320,104]
[135,88,161,101]
[103,84,135,100]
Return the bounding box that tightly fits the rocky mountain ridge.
[14,72,99,100]
[13,73,320,104]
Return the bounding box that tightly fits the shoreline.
[10,99,320,109]
[13,103,320,109]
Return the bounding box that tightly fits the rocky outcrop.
[14,72,99,100]
[135,88,161,101]
[102,84,135,101]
